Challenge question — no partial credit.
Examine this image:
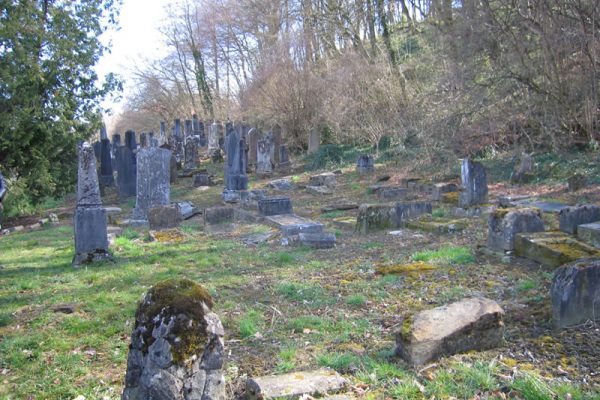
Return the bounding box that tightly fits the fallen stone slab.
[148,204,182,230]
[406,217,468,233]
[242,232,275,246]
[515,231,600,268]
[174,201,198,220]
[266,214,324,236]
[309,172,337,187]
[395,297,504,366]
[487,208,545,251]
[321,203,359,213]
[307,185,334,195]
[268,178,294,191]
[204,207,235,225]
[377,187,409,201]
[298,232,336,249]
[559,205,600,234]
[246,369,348,400]
[551,257,600,328]
[497,195,531,208]
[577,222,600,248]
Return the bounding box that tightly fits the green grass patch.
[321,210,344,219]
[317,352,363,373]
[346,294,367,307]
[411,246,475,264]
[238,310,262,338]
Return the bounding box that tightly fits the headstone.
[139,132,147,148]
[159,121,166,146]
[92,141,101,161]
[122,279,225,400]
[256,138,273,176]
[515,231,600,268]
[278,145,291,169]
[551,258,600,328]
[459,159,488,208]
[432,183,459,201]
[72,142,111,265]
[240,189,267,210]
[296,232,336,249]
[184,137,198,170]
[160,144,178,184]
[510,152,534,184]
[208,121,221,154]
[112,134,121,165]
[271,125,282,165]
[308,128,320,154]
[116,146,136,198]
[99,138,114,187]
[247,128,259,167]
[487,208,545,251]
[133,147,171,221]
[184,119,193,140]
[0,172,6,230]
[395,202,432,226]
[258,197,293,216]
[395,297,504,366]
[559,205,600,234]
[567,174,588,192]
[356,204,397,234]
[193,173,215,187]
[174,119,184,165]
[356,154,375,174]
[246,369,347,400]
[222,128,248,202]
[100,125,108,140]
[192,115,205,146]
[147,204,182,230]
[125,130,137,151]
[204,207,234,224]
[148,132,158,147]
[265,214,324,236]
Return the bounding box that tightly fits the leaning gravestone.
[356,155,375,174]
[222,128,248,202]
[132,147,171,221]
[122,279,225,400]
[116,146,136,198]
[73,142,112,265]
[99,138,114,188]
[256,138,273,176]
[459,158,488,208]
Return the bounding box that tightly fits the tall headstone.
[159,121,166,146]
[133,147,171,221]
[271,125,282,165]
[116,146,137,199]
[184,137,198,171]
[100,125,108,140]
[308,129,320,154]
[184,119,193,140]
[174,119,184,165]
[459,159,488,208]
[139,132,147,148]
[192,114,205,146]
[99,138,114,187]
[92,141,101,161]
[208,121,220,152]
[125,130,137,151]
[222,129,248,202]
[160,143,178,184]
[356,154,375,174]
[148,132,158,147]
[256,138,273,176]
[278,144,291,169]
[73,142,111,265]
[112,134,122,149]
[247,128,259,167]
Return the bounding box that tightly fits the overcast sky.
[96,0,178,120]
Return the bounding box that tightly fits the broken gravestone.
[73,142,112,266]
[193,173,215,187]
[432,183,458,201]
[459,159,488,208]
[559,205,600,235]
[515,231,600,268]
[246,369,347,400]
[510,152,534,184]
[551,257,600,329]
[122,279,225,400]
[395,297,504,366]
[309,172,336,187]
[487,208,545,252]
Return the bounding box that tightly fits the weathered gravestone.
[258,197,293,216]
[147,204,182,231]
[99,138,114,187]
[193,173,215,187]
[559,205,600,234]
[510,152,534,184]
[125,130,137,151]
[487,208,545,251]
[308,128,320,154]
[192,115,205,146]
[256,138,273,176]
[356,154,375,174]
[208,121,221,158]
[247,128,259,167]
[459,159,488,208]
[100,124,108,140]
[133,147,171,221]
[271,125,282,165]
[551,258,600,328]
[92,141,101,161]
[246,369,347,400]
[173,119,184,165]
[122,279,225,400]
[159,121,166,146]
[184,119,193,141]
[432,183,458,201]
[73,142,112,266]
[112,134,121,162]
[116,146,137,199]
[395,297,504,366]
[222,128,248,202]
[139,132,147,148]
[278,145,291,170]
[184,137,199,171]
[148,132,158,147]
[568,174,588,192]
[160,144,178,184]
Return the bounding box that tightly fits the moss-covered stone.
[376,261,437,275]
[406,216,468,233]
[442,191,459,205]
[515,231,600,268]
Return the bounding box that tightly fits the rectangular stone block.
[577,222,600,248]
[356,204,397,234]
[258,197,293,216]
[204,207,234,225]
[487,208,545,251]
[396,202,432,226]
[266,214,323,236]
[148,205,182,230]
[298,232,336,249]
[74,207,108,255]
[432,183,458,201]
[377,187,409,201]
[246,369,347,400]
[559,205,600,234]
[515,231,600,268]
[309,172,336,187]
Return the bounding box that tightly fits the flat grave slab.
[265,214,324,236]
[515,231,600,268]
[577,222,600,248]
[246,369,347,400]
[406,216,468,233]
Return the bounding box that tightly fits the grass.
[411,245,475,264]
[239,310,262,338]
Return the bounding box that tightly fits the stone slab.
[487,208,545,251]
[514,231,600,268]
[559,205,600,234]
[258,197,293,216]
[268,178,294,191]
[377,187,409,201]
[406,217,468,233]
[148,205,182,230]
[246,369,348,400]
[204,207,235,225]
[298,232,336,249]
[306,185,334,195]
[309,172,337,187]
[395,297,504,366]
[321,203,359,213]
[265,214,324,236]
[577,222,600,248]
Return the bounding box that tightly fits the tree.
[0,0,121,208]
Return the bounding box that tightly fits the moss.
[150,229,186,243]
[400,315,414,342]
[441,192,459,205]
[135,279,214,366]
[376,261,437,275]
[491,208,513,218]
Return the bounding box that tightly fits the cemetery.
[1,1,599,399]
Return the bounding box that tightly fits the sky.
[95,0,179,124]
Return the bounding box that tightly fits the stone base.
[148,204,182,230]
[246,369,348,400]
[559,205,600,234]
[222,189,241,203]
[487,208,545,251]
[306,185,334,195]
[395,297,504,366]
[72,249,114,266]
[258,197,293,216]
[406,217,468,233]
[265,214,324,236]
[577,222,600,248]
[377,187,409,201]
[287,232,336,248]
[515,231,600,268]
[204,207,235,224]
[309,172,337,186]
[356,166,375,174]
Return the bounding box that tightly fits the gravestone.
[208,121,221,154]
[459,159,488,208]
[193,173,215,187]
[396,202,432,226]
[577,222,600,248]
[125,130,137,151]
[278,145,291,169]
[184,137,198,171]
[112,134,121,162]
[559,205,600,234]
[256,138,273,176]
[192,114,205,146]
[116,146,136,198]
[204,207,234,225]
[377,187,409,201]
[510,152,534,184]
[247,128,259,167]
[432,183,458,201]
[309,172,336,187]
[222,128,248,202]
[92,141,101,161]
[160,144,178,184]
[258,197,293,216]
[159,121,166,146]
[133,147,171,221]
[247,369,347,400]
[139,132,147,148]
[184,119,193,140]
[356,155,375,174]
[308,129,320,154]
[568,174,588,192]
[271,125,282,165]
[148,132,158,147]
[173,119,184,165]
[488,208,545,251]
[147,204,182,230]
[551,258,600,328]
[99,138,114,187]
[122,279,225,400]
[356,204,397,234]
[100,125,108,140]
[73,142,112,265]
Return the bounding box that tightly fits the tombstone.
[92,141,101,161]
[122,279,226,400]
[356,155,375,174]
[258,197,293,216]
[208,121,221,154]
[193,173,214,187]
[458,159,488,208]
[72,142,112,265]
[396,202,432,226]
[247,128,259,167]
[308,129,320,154]
[184,137,198,171]
[432,183,458,201]
[147,204,182,230]
[271,125,282,165]
[99,138,114,187]
[559,205,600,234]
[100,125,108,140]
[510,152,534,184]
[278,145,291,169]
[138,132,147,148]
[173,119,184,165]
[256,138,273,176]
[222,129,248,202]
[132,147,171,221]
[184,119,193,141]
[125,130,137,151]
[192,114,205,146]
[112,134,121,163]
[116,146,137,198]
[148,132,158,147]
[160,144,178,184]
[247,370,347,400]
[487,208,545,251]
[159,121,166,146]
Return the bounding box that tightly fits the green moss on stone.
[400,315,414,342]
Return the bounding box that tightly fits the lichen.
[492,208,512,218]
[441,192,459,205]
[400,315,414,342]
[135,278,214,366]
[150,229,186,243]
[376,261,436,275]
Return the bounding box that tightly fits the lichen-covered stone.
[123,279,225,400]
[148,205,182,231]
[246,369,348,400]
[559,205,600,235]
[396,202,432,226]
[577,222,600,248]
[395,297,504,366]
[356,154,375,174]
[204,207,234,225]
[309,172,337,187]
[355,204,397,234]
[459,159,488,207]
[432,183,458,201]
[133,148,171,221]
[488,208,545,251]
[258,197,293,216]
[515,231,600,268]
[551,258,600,328]
[265,214,323,236]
